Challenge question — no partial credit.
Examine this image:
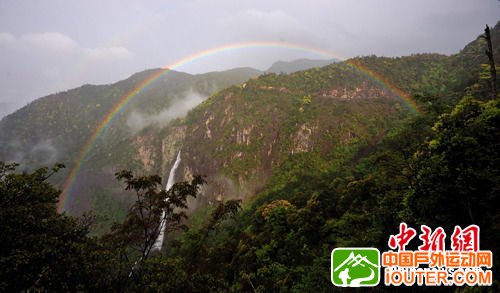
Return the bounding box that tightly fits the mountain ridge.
[266,58,338,74]
[1,22,499,220]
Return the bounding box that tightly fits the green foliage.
[298,94,312,112]
[408,95,500,233]
[0,68,261,216]
[90,189,128,235]
[159,92,499,290]
[106,171,204,281]
[0,162,112,291]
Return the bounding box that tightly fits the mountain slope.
[0,66,261,217]
[127,22,500,214]
[155,23,500,292]
[130,55,446,208]
[266,58,338,74]
[0,67,261,168]
[1,22,499,220]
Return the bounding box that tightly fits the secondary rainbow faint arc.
[57,41,421,212]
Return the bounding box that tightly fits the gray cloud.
[29,139,60,166]
[0,31,134,118]
[126,90,205,133]
[1,138,64,168]
[0,0,498,118]
[0,102,16,119]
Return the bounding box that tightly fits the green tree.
[408,96,499,226]
[0,162,112,291]
[407,96,500,266]
[104,170,204,285]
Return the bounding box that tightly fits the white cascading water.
[152,150,181,251]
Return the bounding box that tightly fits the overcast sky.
[0,0,498,118]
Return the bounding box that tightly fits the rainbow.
[344,59,420,113]
[57,41,421,212]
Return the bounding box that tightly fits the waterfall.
[152,151,181,251]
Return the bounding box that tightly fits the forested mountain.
[0,21,499,291]
[0,67,262,216]
[147,22,499,291]
[266,58,338,74]
[0,67,262,167]
[0,58,346,218]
